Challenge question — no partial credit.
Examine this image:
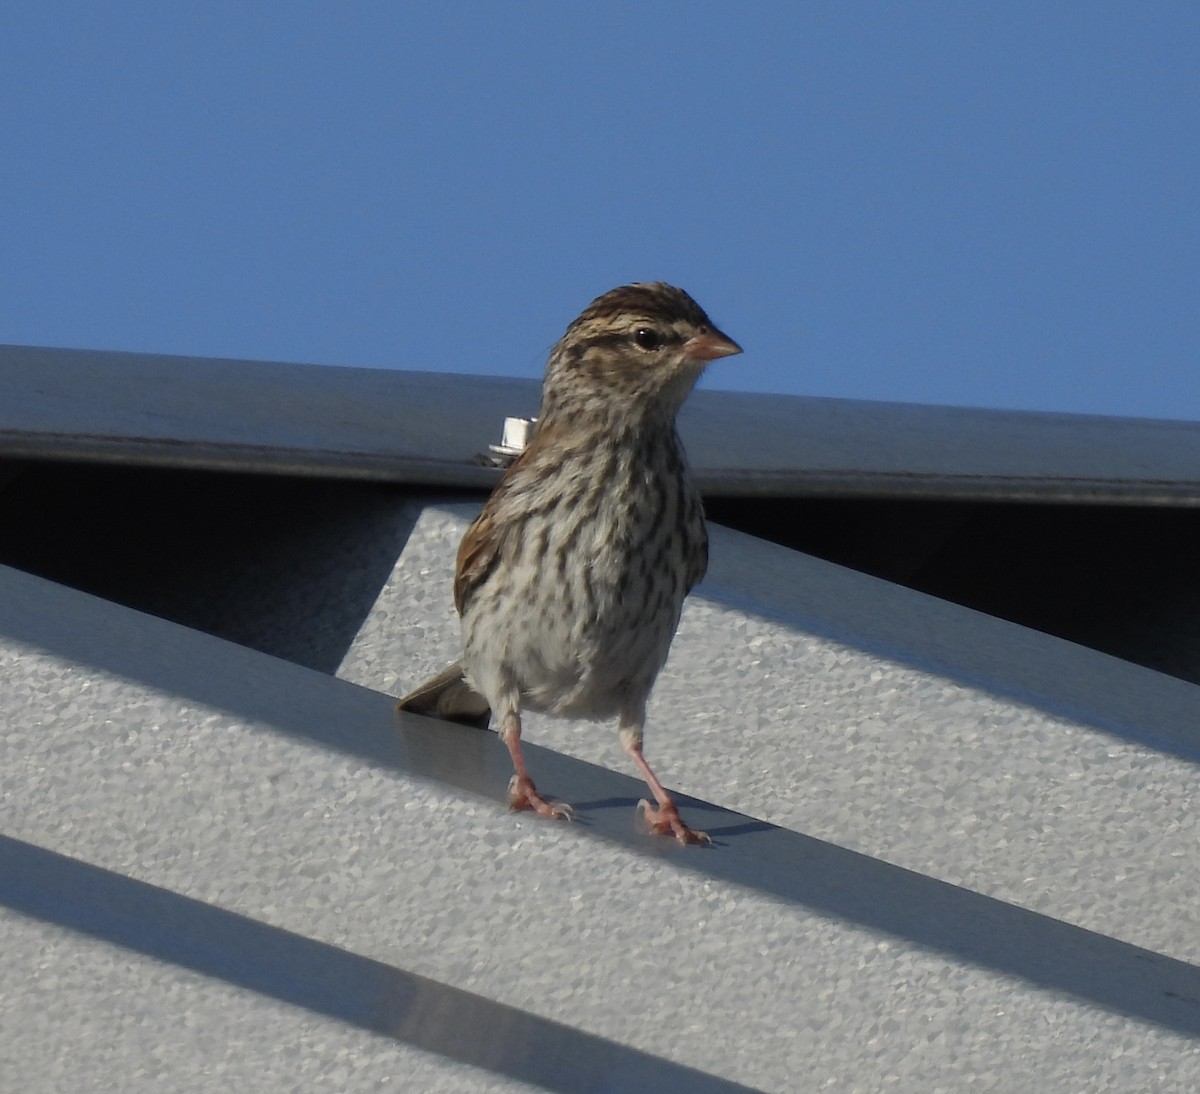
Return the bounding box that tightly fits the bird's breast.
[461,432,705,718]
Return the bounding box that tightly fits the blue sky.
[2,3,1197,420]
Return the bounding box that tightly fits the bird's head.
[541,282,742,423]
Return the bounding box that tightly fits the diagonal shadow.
[697,522,1200,768]
[4,564,1200,1039]
[0,464,426,675]
[0,836,754,1094]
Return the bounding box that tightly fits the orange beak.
[683,328,742,362]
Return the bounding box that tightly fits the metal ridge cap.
[690,384,1200,432]
[7,428,1200,504]
[692,466,1200,504]
[0,341,541,389]
[0,429,503,487]
[7,342,1199,432]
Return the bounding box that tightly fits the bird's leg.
[619,711,710,845]
[498,707,573,820]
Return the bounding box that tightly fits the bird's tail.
[396,661,492,730]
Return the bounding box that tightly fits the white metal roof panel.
[5,504,1200,1089]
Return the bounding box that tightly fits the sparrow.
[397,282,741,843]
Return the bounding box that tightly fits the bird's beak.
[683,328,742,362]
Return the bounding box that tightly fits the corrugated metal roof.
[6,341,1200,1087]
[4,342,1200,502]
[6,503,1200,1087]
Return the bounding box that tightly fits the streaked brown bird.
[397,282,741,843]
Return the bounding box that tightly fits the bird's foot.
[508,775,574,820]
[637,799,711,845]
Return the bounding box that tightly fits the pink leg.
[499,710,573,820]
[620,717,709,845]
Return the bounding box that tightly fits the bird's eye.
[633,328,661,351]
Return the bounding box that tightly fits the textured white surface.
[1,910,521,1094]
[0,570,748,1093]
[342,503,1200,968]
[5,495,1200,1091]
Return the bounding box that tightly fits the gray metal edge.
[3,563,1200,1042]
[5,342,1200,502]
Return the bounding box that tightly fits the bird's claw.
[508,775,574,820]
[637,799,711,845]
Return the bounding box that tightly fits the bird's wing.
[687,521,709,593]
[453,440,538,615]
[454,504,502,615]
